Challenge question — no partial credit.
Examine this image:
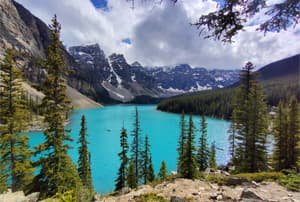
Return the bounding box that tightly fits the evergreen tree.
[141,135,155,184]
[77,115,93,191]
[0,163,6,193]
[158,161,168,180]
[286,96,300,169]
[115,127,129,191]
[233,62,268,172]
[209,142,217,169]
[180,115,197,179]
[32,15,81,198]
[247,82,268,172]
[147,157,155,182]
[228,115,237,160]
[127,160,137,189]
[131,106,143,184]
[0,48,34,192]
[177,111,187,173]
[197,115,210,171]
[272,101,288,170]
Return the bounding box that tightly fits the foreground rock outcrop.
[0,179,299,202]
[98,178,300,202]
[0,190,39,202]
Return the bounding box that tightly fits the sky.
[16,0,300,69]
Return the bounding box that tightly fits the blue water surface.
[27,105,230,193]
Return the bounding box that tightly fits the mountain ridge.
[157,53,300,118]
[68,43,240,102]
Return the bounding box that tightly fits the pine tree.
[197,115,210,171]
[286,96,300,169]
[32,15,81,198]
[147,157,155,182]
[127,160,137,189]
[232,63,253,172]
[209,142,217,169]
[228,115,237,160]
[272,101,288,170]
[77,115,93,191]
[180,115,197,179]
[131,106,143,185]
[247,82,268,172]
[115,127,129,191]
[177,111,187,173]
[0,163,6,193]
[158,161,168,180]
[141,135,155,184]
[233,62,268,172]
[0,48,34,192]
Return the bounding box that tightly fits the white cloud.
[16,0,300,69]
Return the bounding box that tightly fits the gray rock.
[240,188,263,200]
[26,192,39,202]
[209,192,218,200]
[119,187,131,195]
[222,171,231,176]
[93,193,101,201]
[242,181,259,188]
[251,181,260,187]
[170,196,189,202]
[217,194,223,201]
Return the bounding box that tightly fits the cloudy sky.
[16,0,300,69]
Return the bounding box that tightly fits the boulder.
[170,196,189,202]
[118,187,131,195]
[171,171,177,176]
[93,193,101,201]
[26,192,39,202]
[240,188,263,200]
[209,192,218,200]
[0,190,27,202]
[216,194,223,201]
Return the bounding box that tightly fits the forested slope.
[157,54,300,119]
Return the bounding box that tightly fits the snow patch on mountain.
[108,58,122,87]
[215,77,224,81]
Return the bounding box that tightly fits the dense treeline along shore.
[0,11,300,202]
[157,54,300,120]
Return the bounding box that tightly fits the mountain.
[0,0,101,108]
[1,0,239,104]
[69,44,161,102]
[148,64,239,92]
[258,54,300,81]
[157,54,300,118]
[69,44,240,102]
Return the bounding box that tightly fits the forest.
[0,0,300,200]
[157,73,300,119]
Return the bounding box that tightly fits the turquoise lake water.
[27,105,230,193]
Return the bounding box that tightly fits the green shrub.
[202,174,225,185]
[231,172,283,182]
[201,172,283,186]
[278,174,300,192]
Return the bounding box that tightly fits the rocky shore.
[0,178,299,202]
[97,178,300,202]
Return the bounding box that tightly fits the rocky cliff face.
[69,44,162,102]
[1,0,239,104]
[0,0,46,57]
[0,0,101,108]
[148,64,239,92]
[69,44,240,102]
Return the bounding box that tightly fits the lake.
[27,105,230,193]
